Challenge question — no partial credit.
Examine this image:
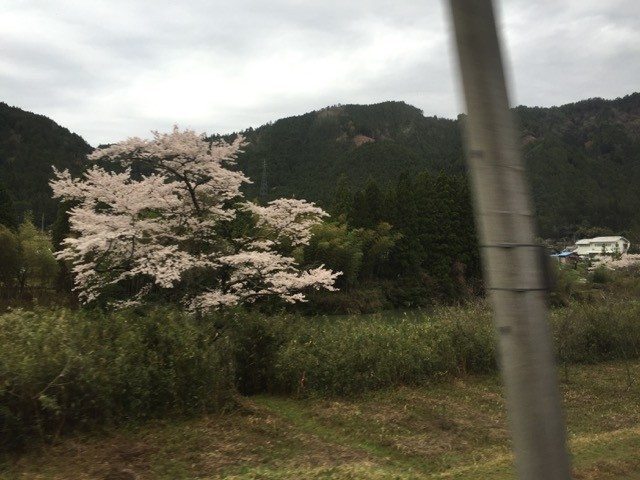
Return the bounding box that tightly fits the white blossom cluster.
[50,126,340,310]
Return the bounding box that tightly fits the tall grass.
[268,304,496,396]
[235,300,640,396]
[2,297,640,451]
[0,308,234,451]
[552,301,640,364]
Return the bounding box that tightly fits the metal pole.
[446,1,572,478]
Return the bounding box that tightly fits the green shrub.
[304,285,391,315]
[590,265,611,284]
[3,295,640,451]
[549,263,582,306]
[552,302,640,364]
[268,304,496,396]
[239,300,640,397]
[0,307,234,451]
[604,265,640,299]
[227,311,289,395]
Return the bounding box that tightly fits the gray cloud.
[2,0,638,145]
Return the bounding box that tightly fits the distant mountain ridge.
[1,93,639,238]
[235,94,640,237]
[0,102,91,225]
[235,101,464,202]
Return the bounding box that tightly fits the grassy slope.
[2,361,639,480]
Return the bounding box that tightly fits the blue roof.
[551,251,577,257]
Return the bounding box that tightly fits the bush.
[552,301,640,364]
[604,265,640,299]
[3,296,640,451]
[234,300,640,397]
[0,307,234,451]
[268,304,496,396]
[590,265,611,284]
[304,285,391,315]
[549,263,582,306]
[227,310,289,395]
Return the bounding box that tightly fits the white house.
[573,236,631,256]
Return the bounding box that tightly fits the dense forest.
[299,173,480,312]
[0,103,91,226]
[236,93,640,240]
[1,93,639,240]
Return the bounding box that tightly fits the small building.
[573,236,631,257]
[550,251,581,265]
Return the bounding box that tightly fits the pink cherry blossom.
[51,126,340,310]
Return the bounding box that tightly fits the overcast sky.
[3,0,639,146]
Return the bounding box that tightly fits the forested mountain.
[516,94,640,237]
[236,102,464,202]
[1,94,639,239]
[0,102,91,226]
[237,93,640,238]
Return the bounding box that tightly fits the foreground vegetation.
[2,294,640,453]
[2,360,639,479]
[0,308,235,451]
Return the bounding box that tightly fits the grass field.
[2,360,639,479]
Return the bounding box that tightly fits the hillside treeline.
[238,94,640,239]
[2,95,639,240]
[302,172,480,312]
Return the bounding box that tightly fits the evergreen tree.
[0,182,18,230]
[388,173,424,276]
[349,179,386,229]
[341,170,480,302]
[330,174,352,218]
[51,201,75,294]
[0,225,21,288]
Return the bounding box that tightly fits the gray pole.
[446,1,571,478]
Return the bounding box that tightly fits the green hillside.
[0,103,91,226]
[516,94,640,236]
[237,94,640,238]
[236,101,464,202]
[1,94,640,239]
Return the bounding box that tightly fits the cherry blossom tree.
[50,126,340,310]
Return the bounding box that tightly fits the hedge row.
[2,299,640,450]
